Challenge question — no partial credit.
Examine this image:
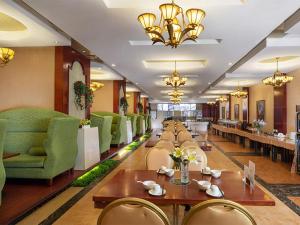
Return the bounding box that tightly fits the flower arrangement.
[120,97,129,114]
[137,102,143,113]
[169,147,198,168]
[80,119,91,128]
[74,81,94,110]
[252,119,266,130]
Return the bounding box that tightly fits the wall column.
[274,85,287,133]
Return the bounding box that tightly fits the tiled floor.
[15,133,300,225]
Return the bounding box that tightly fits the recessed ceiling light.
[82,50,86,53]
[54,40,59,44]
[111,64,116,67]
[208,82,211,85]
[136,82,139,85]
[228,62,233,66]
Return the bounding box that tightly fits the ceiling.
[0,0,70,46]
[11,0,300,102]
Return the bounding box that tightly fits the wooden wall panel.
[113,80,120,113]
[55,46,90,117]
[274,85,287,133]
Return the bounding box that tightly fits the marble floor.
[17,134,300,225]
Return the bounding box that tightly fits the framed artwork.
[234,104,239,120]
[221,107,225,119]
[256,100,265,120]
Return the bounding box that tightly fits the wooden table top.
[93,169,275,208]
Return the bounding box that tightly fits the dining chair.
[146,147,174,170]
[177,131,193,145]
[97,197,171,225]
[180,140,199,149]
[155,140,174,152]
[182,199,257,225]
[160,131,176,143]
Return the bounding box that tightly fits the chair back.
[98,197,170,225]
[177,131,193,145]
[160,131,175,143]
[155,140,174,152]
[182,199,257,225]
[146,148,174,170]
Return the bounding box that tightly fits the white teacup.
[203,166,211,174]
[197,180,211,191]
[211,170,222,179]
[142,180,156,190]
[152,184,162,194]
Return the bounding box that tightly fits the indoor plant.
[137,102,143,114]
[252,119,266,134]
[74,81,94,110]
[120,97,129,115]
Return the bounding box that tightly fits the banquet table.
[93,169,275,224]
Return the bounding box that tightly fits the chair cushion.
[28,146,46,156]
[4,154,46,168]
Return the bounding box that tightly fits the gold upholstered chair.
[182,199,257,225]
[146,147,174,170]
[97,197,171,225]
[160,131,176,143]
[155,140,174,152]
[181,143,207,171]
[177,131,193,145]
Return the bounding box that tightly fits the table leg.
[174,204,179,225]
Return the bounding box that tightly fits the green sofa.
[0,119,7,205]
[126,114,138,137]
[92,112,126,145]
[0,108,80,184]
[90,114,113,154]
[135,114,144,136]
[141,114,150,131]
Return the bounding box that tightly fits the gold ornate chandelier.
[170,96,181,104]
[168,88,184,98]
[262,57,293,87]
[164,61,187,88]
[230,88,247,98]
[137,0,205,48]
[90,82,104,92]
[207,101,215,105]
[216,96,227,103]
[0,47,15,66]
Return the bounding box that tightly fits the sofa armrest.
[43,117,80,175]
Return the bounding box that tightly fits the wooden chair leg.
[47,179,53,186]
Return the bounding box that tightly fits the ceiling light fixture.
[207,101,216,105]
[216,96,227,103]
[230,81,248,98]
[137,0,206,48]
[168,88,184,98]
[262,57,293,87]
[0,47,15,66]
[164,61,187,88]
[170,96,182,104]
[90,81,104,92]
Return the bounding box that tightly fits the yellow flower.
[173,147,184,158]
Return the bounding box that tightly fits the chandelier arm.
[179,27,195,43]
[148,30,166,42]
[166,24,174,45]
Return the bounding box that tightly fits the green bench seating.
[90,114,112,154]
[92,112,127,145]
[0,119,7,205]
[0,108,80,184]
[126,114,137,137]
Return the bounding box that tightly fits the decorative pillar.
[274,85,287,133]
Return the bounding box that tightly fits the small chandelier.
[207,101,215,105]
[0,48,15,66]
[230,82,248,98]
[90,82,104,92]
[164,61,187,88]
[262,57,293,87]
[137,0,205,48]
[170,96,181,104]
[216,96,227,103]
[168,88,184,98]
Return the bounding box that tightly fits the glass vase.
[180,159,189,184]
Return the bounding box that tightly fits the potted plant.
[74,81,94,110]
[80,119,91,128]
[120,97,129,115]
[137,102,143,114]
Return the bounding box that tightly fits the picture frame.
[234,104,239,120]
[256,100,265,120]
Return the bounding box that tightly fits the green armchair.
[126,114,138,137]
[0,119,7,205]
[92,112,127,145]
[0,108,80,184]
[135,114,144,136]
[90,114,113,154]
[141,114,150,131]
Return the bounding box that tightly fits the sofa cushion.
[4,154,46,168]
[28,146,46,156]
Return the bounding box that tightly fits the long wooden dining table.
[93,169,275,225]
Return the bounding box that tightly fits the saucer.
[206,188,224,198]
[148,189,166,196]
[202,171,211,175]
